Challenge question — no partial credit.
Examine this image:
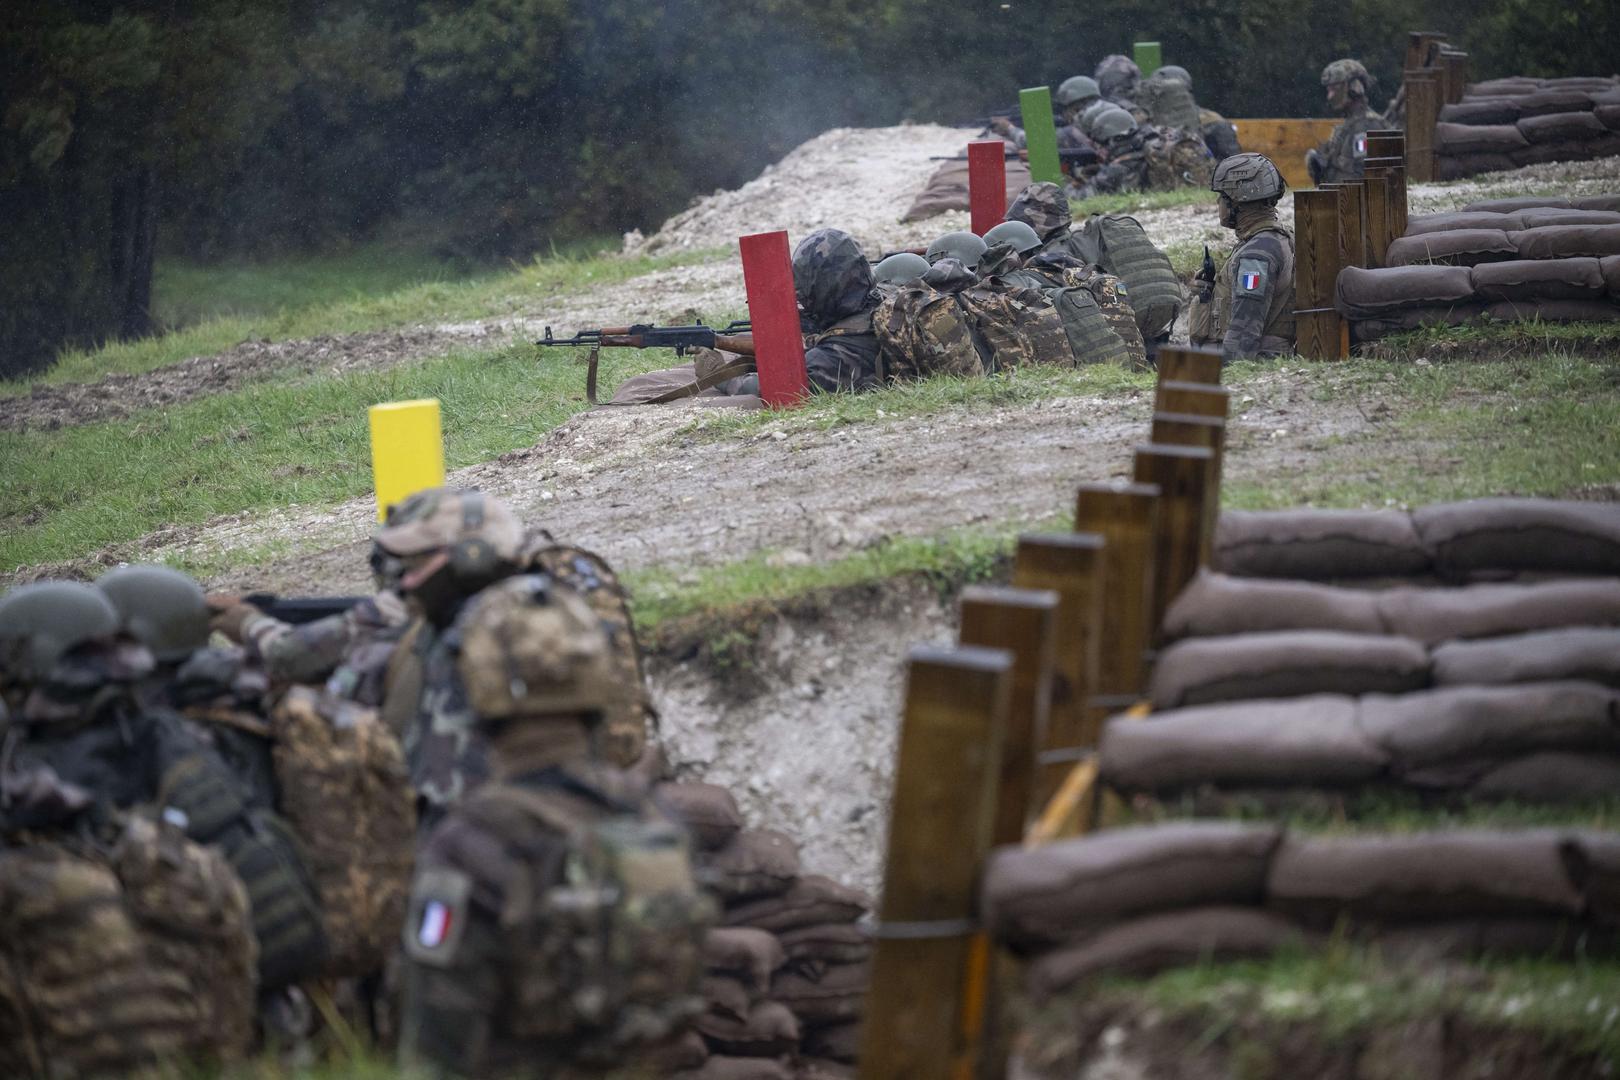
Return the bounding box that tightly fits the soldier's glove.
[1306,149,1324,186]
[208,597,257,643]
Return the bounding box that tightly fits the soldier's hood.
[921,258,976,294]
[1006,182,1073,243]
[793,229,876,323]
[978,242,1022,277]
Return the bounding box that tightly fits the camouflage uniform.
[1094,54,1149,125]
[1309,59,1384,184]
[794,228,884,393]
[237,591,411,702]
[1072,127,1153,198]
[1190,153,1296,361]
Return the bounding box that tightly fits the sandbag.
[1101,694,1390,792]
[1469,752,1620,803]
[1376,917,1607,963]
[1472,257,1607,301]
[1386,229,1519,267]
[724,875,870,933]
[1483,298,1620,323]
[1437,153,1521,181]
[702,974,753,1021]
[802,1021,861,1062]
[1512,140,1599,167]
[1568,831,1620,925]
[1405,211,1524,236]
[1603,255,1620,299]
[656,782,745,852]
[1212,508,1430,579]
[674,1056,793,1080]
[1335,264,1476,320]
[1347,304,1493,342]
[1268,831,1584,926]
[1376,579,1620,643]
[1162,571,1385,640]
[1517,90,1596,118]
[649,1030,711,1072]
[703,927,786,991]
[1025,907,1306,996]
[694,1001,801,1057]
[771,961,869,1024]
[902,154,1033,222]
[1432,627,1620,688]
[980,822,1283,948]
[1440,99,1523,126]
[1414,498,1620,577]
[1599,104,1620,131]
[1149,632,1429,709]
[799,1059,857,1080]
[707,830,801,901]
[1541,78,1620,91]
[777,922,872,967]
[1465,79,1540,97]
[1516,208,1620,229]
[1356,681,1620,771]
[1512,224,1620,259]
[1435,122,1529,155]
[1464,195,1572,213]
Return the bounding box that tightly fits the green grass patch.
[7,246,726,392]
[1071,186,1218,218]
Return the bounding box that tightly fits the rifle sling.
[595,355,757,408]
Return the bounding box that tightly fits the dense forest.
[3,0,1616,376]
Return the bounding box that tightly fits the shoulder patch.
[1354,132,1367,157]
[1235,257,1271,295]
[404,865,473,966]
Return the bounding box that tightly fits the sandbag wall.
[1334,202,1620,339]
[654,780,872,1080]
[1435,76,1620,180]
[981,821,1620,999]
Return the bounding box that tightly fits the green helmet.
[982,219,1043,256]
[925,230,988,271]
[456,576,616,725]
[1091,106,1137,142]
[873,252,930,285]
[1155,65,1192,87]
[1321,59,1370,91]
[0,582,119,683]
[97,564,209,663]
[1078,99,1114,137]
[1211,152,1286,204]
[1055,75,1100,108]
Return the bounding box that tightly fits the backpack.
[1144,127,1215,190]
[0,814,256,1077]
[955,277,1073,370]
[270,685,417,976]
[1021,255,1148,368]
[1060,264,1150,368]
[871,281,985,381]
[529,544,656,769]
[1074,213,1184,339]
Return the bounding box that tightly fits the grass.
[1071,187,1218,218]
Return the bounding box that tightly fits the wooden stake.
[1010,533,1105,798]
[968,140,1009,237]
[1368,132,1409,237]
[1150,412,1226,563]
[1404,72,1440,183]
[1074,482,1159,707]
[859,645,1011,1080]
[1155,379,1231,419]
[1335,181,1369,267]
[1364,174,1393,269]
[1404,31,1447,73]
[1020,86,1063,186]
[1442,50,1469,104]
[1154,344,1223,386]
[1293,188,1346,360]
[1133,444,1214,636]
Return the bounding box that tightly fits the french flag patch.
[1355,133,1367,156]
[418,900,453,948]
[1240,271,1262,291]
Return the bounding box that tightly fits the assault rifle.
[537,320,755,357]
[243,593,364,625]
[929,146,1099,168]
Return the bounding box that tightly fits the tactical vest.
[1074,214,1184,339]
[1144,128,1215,190]
[1059,265,1149,367]
[1322,107,1381,183]
[1198,224,1297,352]
[0,817,256,1078]
[872,281,985,381]
[956,276,1072,370]
[1142,80,1203,135]
[1011,261,1142,369]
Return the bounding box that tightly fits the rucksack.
[0,814,257,1077]
[956,277,1074,370]
[1060,264,1150,368]
[871,281,985,381]
[529,544,656,769]
[1075,213,1184,339]
[270,685,417,976]
[1145,127,1215,190]
[1021,255,1148,368]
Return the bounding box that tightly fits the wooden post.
[1293,188,1346,360]
[1404,31,1447,73]
[1442,50,1469,104]
[739,230,810,407]
[1334,181,1369,267]
[1367,131,1408,237]
[1010,533,1105,796]
[1404,71,1440,183]
[1155,379,1231,419]
[859,645,1011,1080]
[1074,482,1159,708]
[369,399,446,522]
[1150,412,1227,563]
[968,140,1009,237]
[1133,444,1214,636]
[1363,173,1393,269]
[1020,86,1063,186]
[1133,41,1162,77]
[1154,344,1223,386]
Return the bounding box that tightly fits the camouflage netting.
[1434,76,1620,180]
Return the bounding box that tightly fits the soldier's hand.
[1306,150,1324,185]
[208,597,256,642]
[988,116,1013,136]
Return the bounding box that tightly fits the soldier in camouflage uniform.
[1190,153,1296,362]
[794,228,885,393]
[400,575,709,1078]
[1308,59,1384,184]
[1094,54,1149,124]
[1071,106,1213,199]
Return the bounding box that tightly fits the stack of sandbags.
[1434,76,1620,178]
[980,822,1620,997]
[655,781,872,1080]
[902,142,1032,223]
[1336,254,1620,339]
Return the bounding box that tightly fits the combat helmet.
[455,576,617,724]
[0,581,119,683]
[872,252,930,285]
[1321,59,1372,94]
[97,565,209,663]
[1094,54,1142,98]
[1091,105,1137,142]
[983,220,1043,256]
[1006,181,1073,241]
[1055,75,1101,108]
[926,230,988,271]
[1211,152,1286,204]
[1078,99,1114,137]
[1154,65,1193,87]
[373,486,525,584]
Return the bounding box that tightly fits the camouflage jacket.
[1313,103,1382,183]
[1190,206,1296,360]
[1072,132,1150,199]
[241,591,410,701]
[795,228,884,393]
[384,614,491,833]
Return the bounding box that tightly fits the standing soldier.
[399,575,710,1078]
[1190,153,1296,362]
[1307,59,1384,184]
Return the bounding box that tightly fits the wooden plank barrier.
[1156,379,1231,419]
[1293,187,1347,360]
[1404,30,1448,74]
[1150,412,1226,564]
[968,140,1009,237]
[858,645,1012,1080]
[1367,131,1408,237]
[1133,444,1215,637]
[1074,482,1160,716]
[1154,344,1223,386]
[1404,70,1441,183]
[1229,119,1339,191]
[739,230,811,407]
[1326,181,1369,268]
[1364,173,1394,268]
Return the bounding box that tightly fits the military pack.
[871,281,986,381]
[956,276,1073,370]
[1074,213,1185,339]
[1144,128,1216,191]
[271,685,417,976]
[1023,255,1148,368]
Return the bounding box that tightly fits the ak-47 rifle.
[929,146,1099,169]
[537,321,758,405]
[243,593,364,625]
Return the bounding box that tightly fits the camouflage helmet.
[925,230,988,271]
[1091,105,1137,142]
[455,575,616,724]
[1006,182,1073,242]
[1055,75,1101,108]
[96,564,209,663]
[1094,54,1142,98]
[372,486,525,565]
[1078,99,1114,137]
[983,219,1043,255]
[1321,59,1371,91]
[1211,152,1286,204]
[793,228,875,322]
[872,252,930,285]
[1154,65,1192,87]
[0,582,119,683]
